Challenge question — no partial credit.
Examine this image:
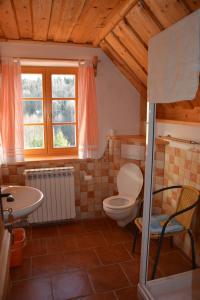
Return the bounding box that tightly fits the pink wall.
[0,41,140,156]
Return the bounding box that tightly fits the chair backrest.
[175,185,200,229]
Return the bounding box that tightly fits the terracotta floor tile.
[95,244,131,265]
[158,250,192,276]
[115,286,139,300]
[105,218,119,230]
[32,253,65,277]
[63,249,100,271]
[46,235,78,254]
[120,259,140,285]
[89,264,130,293]
[76,232,107,249]
[149,238,178,259]
[32,225,58,239]
[58,221,87,236]
[25,227,32,240]
[78,291,116,299]
[83,218,110,232]
[124,236,177,260]
[8,277,53,300]
[10,258,32,282]
[24,238,47,258]
[123,241,141,258]
[52,270,93,300]
[120,257,163,284]
[102,228,132,246]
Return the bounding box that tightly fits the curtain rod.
[159,135,200,145]
[14,56,100,76]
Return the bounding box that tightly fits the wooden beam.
[0,38,98,48]
[93,0,139,46]
[106,32,147,84]
[157,105,200,123]
[140,92,147,135]
[144,0,190,28]
[13,0,32,38]
[100,39,146,96]
[32,0,52,41]
[126,1,161,46]
[0,0,19,39]
[48,0,85,42]
[113,20,148,71]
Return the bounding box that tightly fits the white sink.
[2,185,43,222]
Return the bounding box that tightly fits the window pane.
[22,74,43,98]
[53,125,76,148]
[51,74,75,98]
[52,100,75,123]
[23,100,43,123]
[24,125,44,149]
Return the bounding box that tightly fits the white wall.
[0,41,140,156]
[156,121,200,150]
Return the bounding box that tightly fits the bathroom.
[1,1,200,300]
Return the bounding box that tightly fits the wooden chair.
[132,185,200,279]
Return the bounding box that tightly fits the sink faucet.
[0,187,15,222]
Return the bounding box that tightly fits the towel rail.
[159,135,200,145]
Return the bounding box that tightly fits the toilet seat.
[117,163,143,198]
[103,195,136,210]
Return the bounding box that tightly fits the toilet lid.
[117,163,143,198]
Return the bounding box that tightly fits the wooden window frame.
[22,66,78,157]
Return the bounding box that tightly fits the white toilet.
[103,163,143,227]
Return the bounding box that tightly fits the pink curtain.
[78,62,99,159]
[0,58,24,163]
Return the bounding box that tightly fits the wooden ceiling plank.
[157,106,200,123]
[144,0,190,28]
[126,1,161,46]
[100,39,146,96]
[106,32,147,84]
[182,0,200,11]
[113,20,148,71]
[13,0,32,39]
[48,0,86,42]
[71,0,124,44]
[0,0,19,39]
[93,0,139,46]
[32,0,52,41]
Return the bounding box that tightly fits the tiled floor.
[8,218,193,300]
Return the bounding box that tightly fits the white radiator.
[24,167,76,224]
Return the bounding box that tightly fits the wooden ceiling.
[0,0,200,99]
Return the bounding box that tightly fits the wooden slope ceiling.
[0,1,200,105]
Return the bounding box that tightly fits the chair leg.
[188,229,196,269]
[151,233,164,280]
[132,225,139,253]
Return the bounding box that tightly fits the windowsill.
[3,155,94,166]
[24,155,85,163]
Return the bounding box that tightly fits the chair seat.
[136,214,184,234]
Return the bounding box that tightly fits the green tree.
[54,129,69,147]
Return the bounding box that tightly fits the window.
[21,67,78,156]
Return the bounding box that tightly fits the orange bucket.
[10,228,26,268]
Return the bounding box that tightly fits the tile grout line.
[118,262,134,288]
